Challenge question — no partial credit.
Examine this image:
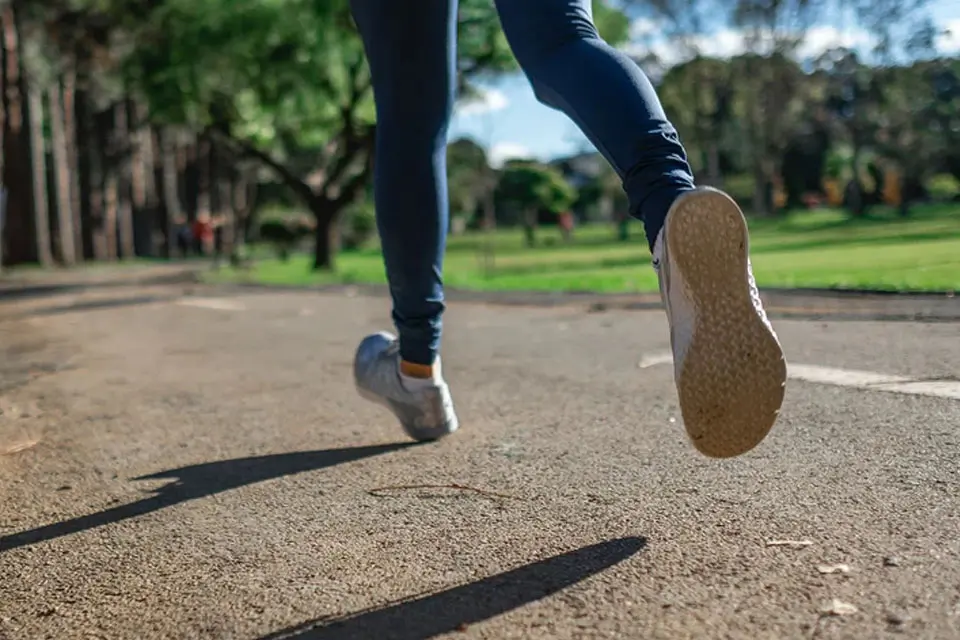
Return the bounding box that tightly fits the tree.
[730,0,823,215]
[812,48,884,214]
[49,78,77,264]
[854,0,937,64]
[117,0,559,270]
[872,62,945,216]
[447,137,496,230]
[496,161,577,247]
[930,59,960,184]
[26,86,53,266]
[1,0,39,266]
[658,56,734,185]
[115,0,370,269]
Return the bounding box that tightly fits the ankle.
[400,359,436,379]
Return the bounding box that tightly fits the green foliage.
[447,137,493,221]
[928,174,960,201]
[497,161,578,215]
[723,174,757,205]
[259,217,313,261]
[575,160,626,221]
[591,0,631,46]
[457,0,517,89]
[823,150,848,181]
[657,56,733,175]
[120,0,367,152]
[340,199,377,250]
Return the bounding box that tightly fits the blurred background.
[0,0,957,294]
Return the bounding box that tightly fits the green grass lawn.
[210,204,960,294]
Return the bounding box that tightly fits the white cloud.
[629,17,659,40]
[797,25,873,59]
[455,88,509,118]
[939,20,960,53]
[625,28,745,66]
[625,23,875,67]
[488,142,533,168]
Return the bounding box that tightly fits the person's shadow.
[259,536,647,640]
[0,443,413,553]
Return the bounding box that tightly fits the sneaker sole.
[355,384,459,442]
[665,188,787,458]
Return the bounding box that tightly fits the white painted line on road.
[639,353,960,401]
[789,364,960,400]
[788,364,905,387]
[638,352,674,368]
[175,298,246,311]
[873,380,960,399]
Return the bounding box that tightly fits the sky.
[448,0,960,168]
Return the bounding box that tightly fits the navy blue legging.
[351,0,695,365]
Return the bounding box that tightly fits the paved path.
[1,282,959,639]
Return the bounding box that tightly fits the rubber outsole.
[664,189,787,458]
[356,384,458,442]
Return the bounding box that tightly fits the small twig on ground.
[766,539,815,548]
[367,483,521,501]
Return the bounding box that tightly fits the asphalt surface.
[1,279,959,639]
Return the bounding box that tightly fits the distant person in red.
[558,210,574,242]
[191,214,214,256]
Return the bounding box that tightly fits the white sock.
[400,371,439,392]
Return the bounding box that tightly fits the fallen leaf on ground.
[821,599,858,616]
[2,439,40,455]
[817,564,851,574]
[766,539,814,548]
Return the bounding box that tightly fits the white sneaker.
[354,332,459,442]
[653,187,787,458]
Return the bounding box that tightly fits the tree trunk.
[113,101,135,259]
[482,175,496,231]
[26,87,52,266]
[0,9,4,272]
[196,134,212,220]
[158,127,181,258]
[617,212,629,242]
[74,76,98,259]
[129,100,158,256]
[706,143,722,187]
[209,140,234,261]
[898,199,911,218]
[103,172,119,261]
[1,1,37,266]
[48,79,76,266]
[311,203,338,271]
[230,169,251,264]
[181,140,198,222]
[523,209,537,247]
[95,107,115,259]
[751,163,770,216]
[236,173,258,251]
[62,72,84,262]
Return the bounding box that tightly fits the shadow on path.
[0,443,412,553]
[2,294,181,321]
[0,270,198,302]
[260,537,647,640]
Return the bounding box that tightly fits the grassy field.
[210,204,960,294]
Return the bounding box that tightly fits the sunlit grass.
[209,204,960,293]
